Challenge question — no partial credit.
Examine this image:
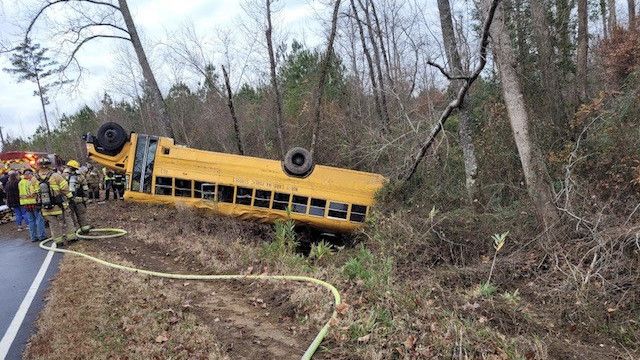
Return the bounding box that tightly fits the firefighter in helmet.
[35,157,73,246]
[65,159,92,233]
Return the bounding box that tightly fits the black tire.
[283,147,313,177]
[97,122,128,152]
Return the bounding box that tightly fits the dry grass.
[24,244,227,360]
[25,200,640,359]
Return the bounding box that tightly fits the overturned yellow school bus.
[84,123,386,233]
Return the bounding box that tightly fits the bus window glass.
[309,198,326,216]
[142,138,157,193]
[217,185,234,203]
[175,179,192,197]
[328,202,348,219]
[236,187,253,205]
[195,181,215,199]
[350,204,367,222]
[254,190,271,208]
[272,193,290,210]
[292,195,308,214]
[131,135,147,192]
[155,177,172,196]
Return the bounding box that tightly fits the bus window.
[175,179,193,197]
[131,135,158,193]
[309,198,326,217]
[272,192,290,211]
[292,195,308,214]
[350,204,367,222]
[328,202,348,219]
[155,177,173,196]
[254,190,271,208]
[195,181,215,199]
[218,185,234,203]
[236,187,253,205]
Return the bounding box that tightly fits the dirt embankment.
[24,201,331,360]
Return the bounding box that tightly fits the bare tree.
[488,0,559,227]
[358,0,391,129]
[350,0,387,131]
[600,0,609,38]
[222,65,244,155]
[403,0,500,182]
[608,0,618,32]
[265,0,286,158]
[436,0,480,204]
[629,0,636,28]
[25,0,174,138]
[310,0,342,156]
[577,0,589,101]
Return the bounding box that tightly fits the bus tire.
[283,147,313,177]
[97,122,128,152]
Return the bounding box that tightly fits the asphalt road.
[0,228,60,360]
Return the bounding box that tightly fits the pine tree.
[3,38,68,153]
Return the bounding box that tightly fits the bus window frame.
[272,192,291,211]
[198,183,216,200]
[155,176,173,196]
[327,201,349,220]
[174,178,193,198]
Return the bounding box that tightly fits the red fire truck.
[0,151,64,172]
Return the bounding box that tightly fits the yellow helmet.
[66,159,81,169]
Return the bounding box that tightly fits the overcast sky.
[0,0,343,142]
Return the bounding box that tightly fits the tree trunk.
[310,0,341,157]
[35,75,52,153]
[265,0,287,158]
[531,0,569,136]
[368,0,393,86]
[629,0,636,28]
[437,0,480,204]
[601,0,609,38]
[577,0,589,101]
[608,0,618,32]
[350,0,387,131]
[358,0,391,129]
[490,1,559,228]
[222,65,244,155]
[0,126,5,149]
[118,0,174,138]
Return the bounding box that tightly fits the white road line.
[0,243,56,360]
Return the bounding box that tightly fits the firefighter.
[65,160,91,233]
[112,171,125,200]
[85,164,101,201]
[103,167,114,201]
[34,157,73,246]
[19,168,46,242]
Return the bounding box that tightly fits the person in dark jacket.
[6,171,28,231]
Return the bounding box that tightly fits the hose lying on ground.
[39,228,341,360]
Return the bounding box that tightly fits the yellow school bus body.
[88,133,386,233]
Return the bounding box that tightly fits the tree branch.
[61,34,130,71]
[26,0,120,39]
[427,60,470,80]
[402,0,501,182]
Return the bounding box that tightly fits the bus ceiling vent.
[283,147,314,178]
[93,122,129,155]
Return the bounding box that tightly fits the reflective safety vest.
[18,178,37,205]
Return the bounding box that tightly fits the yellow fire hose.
[39,228,341,360]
